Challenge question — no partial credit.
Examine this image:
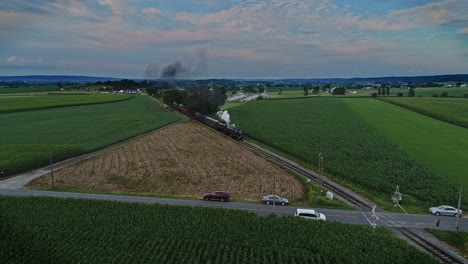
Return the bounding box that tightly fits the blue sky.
[1,0,467,79]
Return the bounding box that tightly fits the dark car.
[203,191,230,202]
[262,195,289,205]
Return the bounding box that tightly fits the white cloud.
[5,56,25,66]
[99,0,134,16]
[142,7,162,17]
[45,0,93,18]
[457,28,468,35]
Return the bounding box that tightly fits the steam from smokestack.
[217,110,231,126]
[144,48,208,80]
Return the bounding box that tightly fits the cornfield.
[0,196,438,263]
[229,97,462,207]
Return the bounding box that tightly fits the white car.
[429,205,463,217]
[295,209,326,221]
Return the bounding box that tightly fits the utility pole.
[49,146,55,189]
[273,174,276,213]
[456,182,462,233]
[317,152,323,200]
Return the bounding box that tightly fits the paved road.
[1,188,467,232]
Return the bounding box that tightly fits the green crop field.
[379,97,468,129]
[0,96,179,177]
[0,85,60,94]
[343,98,468,192]
[229,97,463,209]
[409,87,468,97]
[0,196,437,263]
[0,93,132,113]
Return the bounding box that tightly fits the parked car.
[203,191,230,202]
[295,209,326,221]
[262,195,289,205]
[429,205,463,216]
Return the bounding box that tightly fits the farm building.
[226,93,247,102]
[240,95,259,102]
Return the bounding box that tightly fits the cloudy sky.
[1,0,467,79]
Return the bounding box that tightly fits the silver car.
[262,195,289,205]
[429,205,463,216]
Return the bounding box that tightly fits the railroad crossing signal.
[392,185,402,207]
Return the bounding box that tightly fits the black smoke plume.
[144,48,208,80]
[160,60,191,79]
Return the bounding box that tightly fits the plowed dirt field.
[28,121,305,202]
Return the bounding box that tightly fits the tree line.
[159,85,227,115]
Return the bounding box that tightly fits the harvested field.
[27,121,305,202]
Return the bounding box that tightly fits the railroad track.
[393,227,464,264]
[241,140,371,209]
[241,140,465,264]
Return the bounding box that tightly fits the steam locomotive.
[169,104,244,141]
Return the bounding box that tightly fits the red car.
[203,191,230,202]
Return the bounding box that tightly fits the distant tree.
[278,88,283,95]
[332,87,346,95]
[381,88,386,96]
[152,81,172,90]
[162,89,188,105]
[378,88,382,96]
[313,86,320,93]
[397,92,403,97]
[56,82,63,89]
[186,85,226,115]
[212,86,227,107]
[440,91,448,97]
[386,87,390,96]
[407,88,415,97]
[456,82,462,87]
[146,87,157,96]
[371,92,378,97]
[303,86,309,96]
[243,85,255,93]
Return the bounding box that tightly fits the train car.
[195,113,218,128]
[169,104,244,141]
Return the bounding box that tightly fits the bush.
[440,91,448,97]
[432,94,438,97]
[397,92,403,97]
[371,92,378,97]
[332,87,346,95]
